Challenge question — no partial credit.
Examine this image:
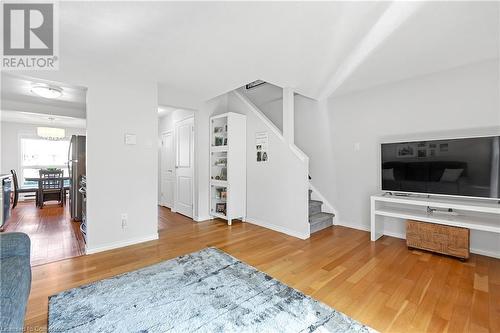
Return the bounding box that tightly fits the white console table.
[370,193,500,244]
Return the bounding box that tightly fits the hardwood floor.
[4,200,85,266]
[24,206,499,332]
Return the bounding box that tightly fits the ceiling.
[334,1,500,96]
[1,110,86,128]
[1,73,87,119]
[4,1,499,108]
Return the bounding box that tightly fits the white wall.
[0,121,85,175]
[237,85,284,132]
[84,78,158,253]
[297,60,500,256]
[295,96,337,205]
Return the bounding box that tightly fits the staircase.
[309,189,335,234]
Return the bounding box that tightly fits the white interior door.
[160,131,175,208]
[174,117,194,218]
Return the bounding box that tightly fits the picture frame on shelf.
[215,137,223,146]
[216,203,226,215]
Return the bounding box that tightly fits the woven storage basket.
[406,220,470,259]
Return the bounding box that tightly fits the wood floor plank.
[4,200,85,266]
[12,205,499,332]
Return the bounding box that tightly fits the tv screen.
[381,136,500,199]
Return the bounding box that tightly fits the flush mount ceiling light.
[37,127,65,140]
[31,84,63,99]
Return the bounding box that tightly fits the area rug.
[48,248,376,332]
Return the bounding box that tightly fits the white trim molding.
[245,217,310,240]
[86,233,159,254]
[194,215,212,222]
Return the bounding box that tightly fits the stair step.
[309,212,334,234]
[309,212,334,223]
[309,199,322,206]
[309,200,322,215]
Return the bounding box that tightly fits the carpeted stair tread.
[308,200,323,215]
[309,200,322,207]
[309,212,334,224]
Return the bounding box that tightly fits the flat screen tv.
[381,136,500,199]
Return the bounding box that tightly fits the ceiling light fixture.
[37,127,66,140]
[31,84,63,99]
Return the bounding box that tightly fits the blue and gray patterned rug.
[49,248,376,332]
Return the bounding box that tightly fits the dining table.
[24,176,71,207]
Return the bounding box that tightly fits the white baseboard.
[194,215,212,222]
[86,233,159,254]
[245,217,310,240]
[335,219,370,232]
[384,231,405,239]
[470,248,500,259]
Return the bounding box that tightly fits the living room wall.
[327,60,500,256]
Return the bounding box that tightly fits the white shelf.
[210,180,228,186]
[211,212,227,219]
[374,207,500,234]
[373,194,500,214]
[211,145,229,152]
[370,193,500,258]
[209,112,246,226]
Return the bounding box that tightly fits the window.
[20,138,70,186]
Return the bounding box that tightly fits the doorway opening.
[0,73,87,266]
[158,106,195,230]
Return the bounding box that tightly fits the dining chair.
[38,169,64,208]
[10,170,38,209]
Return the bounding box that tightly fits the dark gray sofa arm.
[0,232,31,260]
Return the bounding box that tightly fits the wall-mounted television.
[381,136,500,199]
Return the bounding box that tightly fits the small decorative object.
[216,203,226,215]
[219,168,227,181]
[214,158,227,167]
[214,127,224,133]
[215,137,223,146]
[215,176,220,180]
[220,191,227,199]
[223,138,228,145]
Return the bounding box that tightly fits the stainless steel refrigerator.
[68,135,86,221]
